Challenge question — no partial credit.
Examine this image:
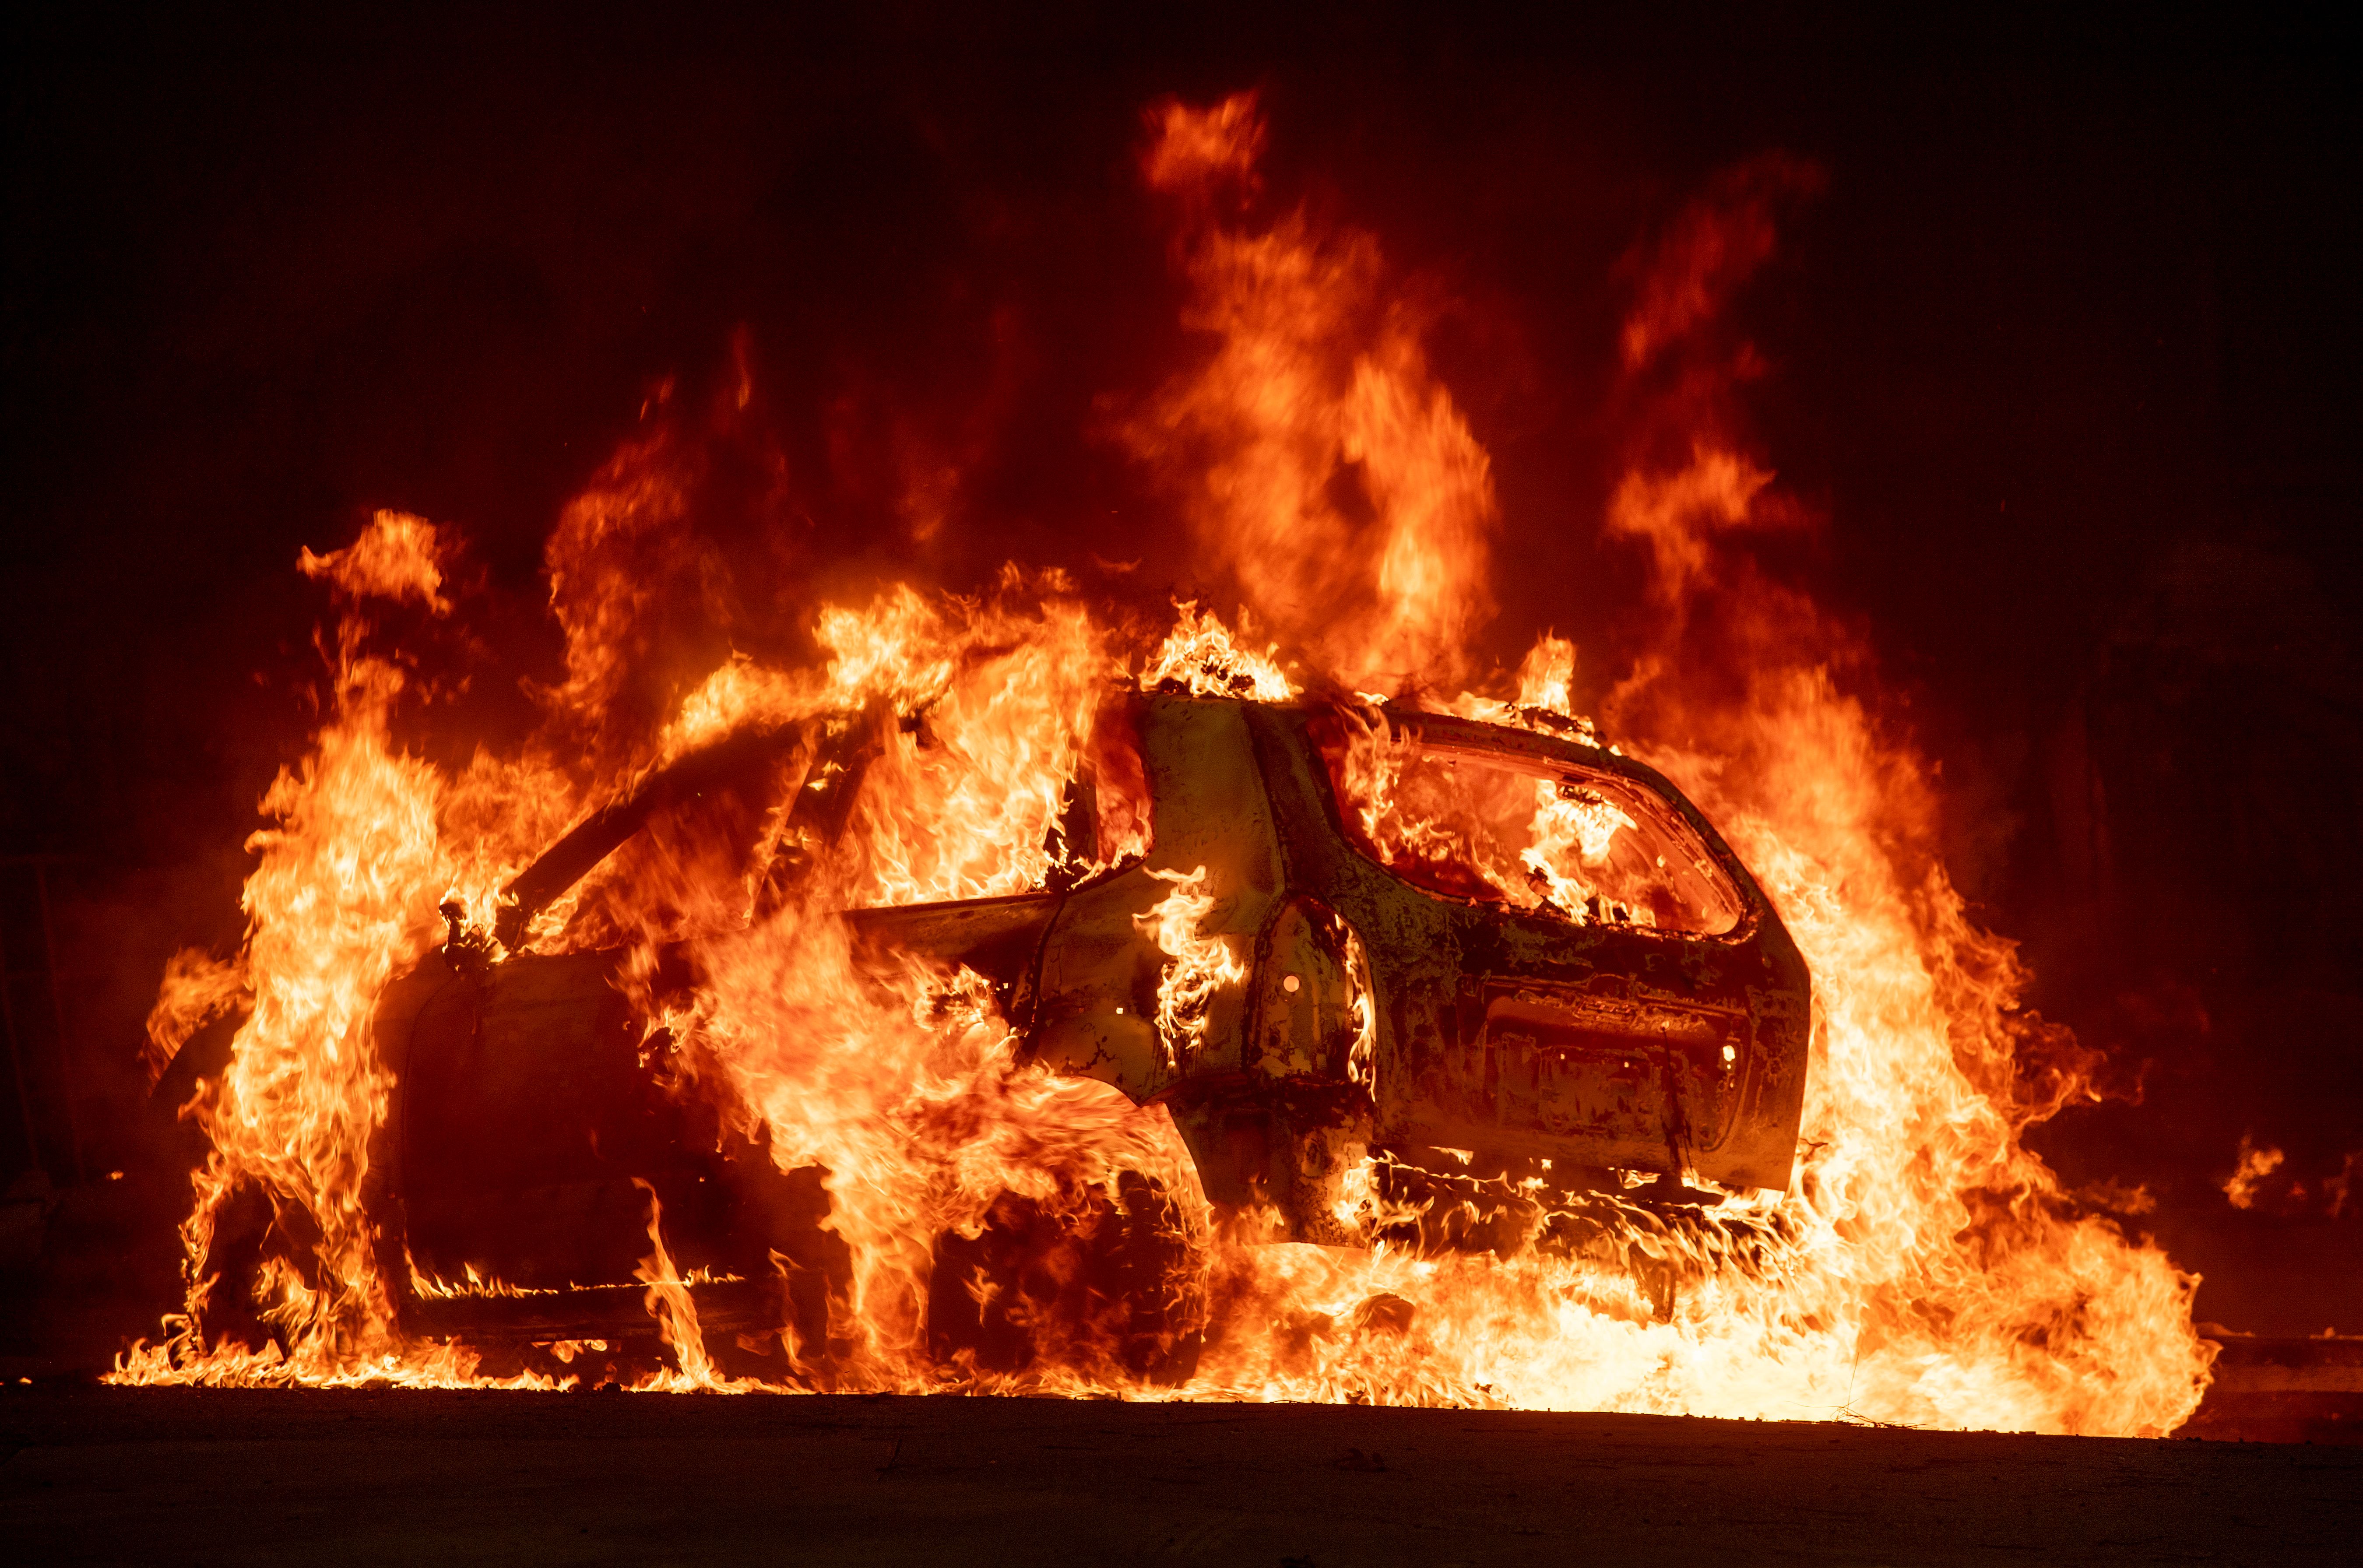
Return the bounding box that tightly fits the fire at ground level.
[5,1386,2358,1566]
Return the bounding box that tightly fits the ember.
[115,91,2213,1436]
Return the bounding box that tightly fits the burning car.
[147,688,1803,1372]
[116,81,2213,1427]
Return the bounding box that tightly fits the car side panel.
[1027,698,1283,1101]
[1241,704,1811,1195]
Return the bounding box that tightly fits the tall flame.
[1129,95,1495,696]
[632,1180,738,1393]
[118,94,2211,1435]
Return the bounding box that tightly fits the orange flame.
[296,510,454,615]
[1130,93,1495,696]
[2223,1136,2286,1211]
[1134,867,1249,1070]
[632,1180,740,1392]
[142,947,246,1084]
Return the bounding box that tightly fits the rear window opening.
[1314,708,1743,936]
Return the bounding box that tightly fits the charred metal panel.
[398,950,700,1292]
[1027,698,1282,1101]
[1245,895,1358,1080]
[1161,1080,1370,1245]
[380,949,828,1340]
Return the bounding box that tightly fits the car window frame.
[1300,703,1765,944]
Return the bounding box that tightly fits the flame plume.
[1129,95,1496,696]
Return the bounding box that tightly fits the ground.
[4,1385,2356,1565]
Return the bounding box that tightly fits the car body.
[331,693,1810,1349]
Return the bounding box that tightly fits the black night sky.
[5,5,2358,1342]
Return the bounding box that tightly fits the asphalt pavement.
[5,1385,2359,1565]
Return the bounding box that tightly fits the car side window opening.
[759,692,1157,911]
[1314,708,1743,936]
